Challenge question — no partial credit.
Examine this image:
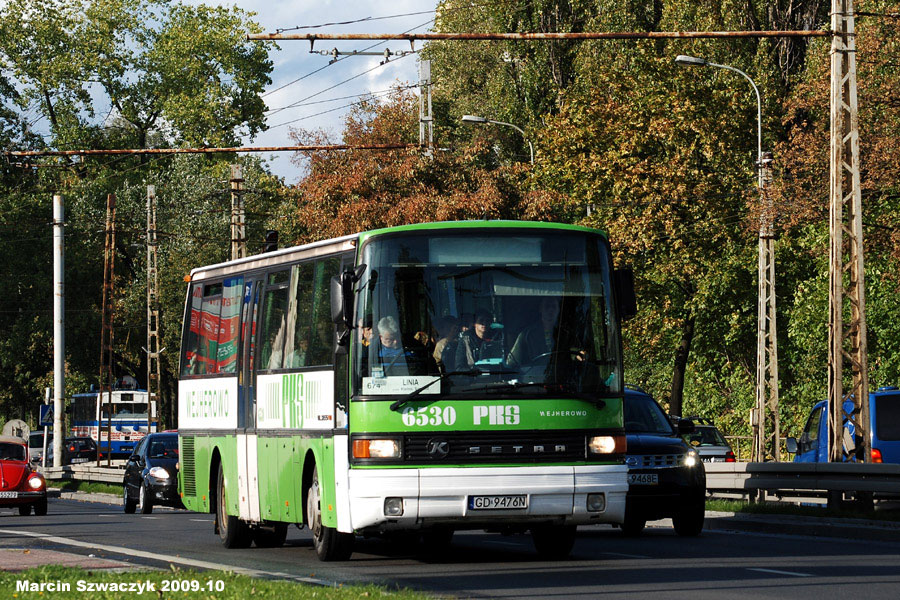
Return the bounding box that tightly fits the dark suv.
[621,387,706,536]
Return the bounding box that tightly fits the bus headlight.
[588,435,626,455]
[353,439,401,459]
[684,451,698,467]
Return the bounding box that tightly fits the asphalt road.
[3,498,900,599]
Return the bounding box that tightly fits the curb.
[703,510,900,543]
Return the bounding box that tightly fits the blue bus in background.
[71,388,156,457]
[787,386,900,464]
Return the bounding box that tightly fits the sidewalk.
[703,509,900,543]
[0,548,134,572]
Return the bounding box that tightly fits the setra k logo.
[426,438,450,460]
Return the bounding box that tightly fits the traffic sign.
[39,404,53,427]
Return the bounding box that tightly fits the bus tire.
[531,524,576,559]
[306,466,353,561]
[138,483,153,514]
[216,463,252,549]
[254,522,288,548]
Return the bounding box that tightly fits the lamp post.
[675,54,779,464]
[461,114,534,164]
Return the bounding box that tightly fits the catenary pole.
[52,194,65,469]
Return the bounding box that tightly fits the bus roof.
[188,221,609,282]
[358,220,609,246]
[190,232,358,281]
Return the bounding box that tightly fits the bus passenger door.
[238,278,262,522]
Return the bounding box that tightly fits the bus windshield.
[353,229,621,399]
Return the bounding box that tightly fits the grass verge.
[707,498,900,522]
[2,566,433,599]
[46,481,123,496]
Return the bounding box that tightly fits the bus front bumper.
[346,465,627,532]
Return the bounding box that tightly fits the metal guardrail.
[41,463,125,484]
[706,462,900,496]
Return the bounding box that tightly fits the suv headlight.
[352,439,401,459]
[684,450,698,467]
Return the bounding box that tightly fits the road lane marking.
[190,519,213,522]
[0,528,330,586]
[747,568,812,577]
[603,552,651,559]
[140,517,159,519]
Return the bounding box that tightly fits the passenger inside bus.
[374,316,429,376]
[454,308,505,370]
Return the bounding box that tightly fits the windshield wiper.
[389,370,478,412]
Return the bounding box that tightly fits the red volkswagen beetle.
[0,435,47,515]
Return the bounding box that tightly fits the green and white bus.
[177,221,635,560]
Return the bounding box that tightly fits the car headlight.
[684,450,698,467]
[588,435,626,455]
[27,475,44,490]
[352,439,401,459]
[148,466,170,480]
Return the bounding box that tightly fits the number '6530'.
[401,406,457,427]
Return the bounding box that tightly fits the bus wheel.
[306,467,353,561]
[531,524,576,559]
[216,463,252,548]
[254,522,288,548]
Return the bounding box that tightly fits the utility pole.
[419,59,433,158]
[753,152,780,462]
[230,165,246,261]
[146,186,162,432]
[52,194,65,469]
[828,0,870,463]
[98,194,117,467]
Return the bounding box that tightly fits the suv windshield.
[352,229,621,399]
[624,393,675,435]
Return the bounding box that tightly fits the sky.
[186,0,439,183]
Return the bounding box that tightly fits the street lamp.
[675,54,779,464]
[461,114,534,164]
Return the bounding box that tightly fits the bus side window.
[258,271,290,371]
[308,257,341,366]
[217,276,244,374]
[285,262,315,369]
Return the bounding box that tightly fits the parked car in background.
[28,431,52,465]
[622,387,706,537]
[681,417,736,463]
[787,386,900,464]
[0,435,48,515]
[123,432,182,514]
[45,436,99,466]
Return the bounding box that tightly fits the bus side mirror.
[614,268,637,321]
[330,264,367,344]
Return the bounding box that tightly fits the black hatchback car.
[621,387,706,536]
[123,432,181,514]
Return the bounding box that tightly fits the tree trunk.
[669,314,695,417]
